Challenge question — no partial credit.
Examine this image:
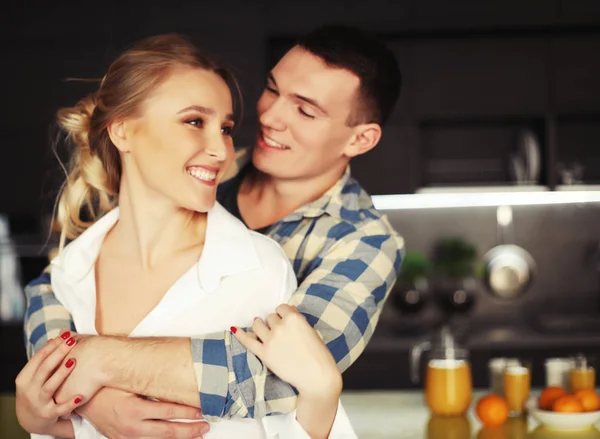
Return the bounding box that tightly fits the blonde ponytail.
[54,95,119,250]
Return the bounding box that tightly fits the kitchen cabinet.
[553,37,600,113]
[353,31,600,193]
[558,0,600,24]
[351,124,419,195]
[418,118,547,187]
[412,0,558,29]
[369,37,550,191]
[403,36,549,189]
[411,38,548,118]
[551,36,600,185]
[262,0,560,34]
[556,116,600,184]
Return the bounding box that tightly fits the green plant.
[433,237,477,279]
[398,250,431,284]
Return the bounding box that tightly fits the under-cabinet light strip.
[372,191,600,210]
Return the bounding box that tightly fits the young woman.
[15,34,356,439]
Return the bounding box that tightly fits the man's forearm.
[88,336,200,407]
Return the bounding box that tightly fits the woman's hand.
[233,305,343,438]
[232,304,342,399]
[15,330,84,436]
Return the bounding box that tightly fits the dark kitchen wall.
[2,0,600,223]
[0,1,270,222]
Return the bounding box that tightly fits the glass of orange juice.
[504,360,531,417]
[570,354,595,392]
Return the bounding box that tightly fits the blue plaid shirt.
[24,148,404,420]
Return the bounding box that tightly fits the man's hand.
[77,388,210,438]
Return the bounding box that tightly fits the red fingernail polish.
[230,326,237,334]
[74,397,82,404]
[61,331,70,340]
[66,337,76,346]
[65,358,74,368]
[254,317,259,321]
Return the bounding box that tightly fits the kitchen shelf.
[555,114,600,184]
[418,116,547,188]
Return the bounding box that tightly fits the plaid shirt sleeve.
[23,268,76,359]
[192,228,404,419]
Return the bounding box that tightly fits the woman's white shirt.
[31,202,356,439]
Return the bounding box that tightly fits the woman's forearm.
[295,374,342,439]
[295,392,340,439]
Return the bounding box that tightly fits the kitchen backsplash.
[377,198,600,332]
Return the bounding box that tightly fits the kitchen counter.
[3,390,600,438]
[339,389,600,439]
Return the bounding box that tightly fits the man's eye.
[298,108,315,119]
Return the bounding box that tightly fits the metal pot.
[435,275,478,313]
[391,278,429,314]
[483,206,535,299]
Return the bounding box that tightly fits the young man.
[24,25,404,436]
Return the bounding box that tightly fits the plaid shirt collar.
[230,147,365,223]
[281,166,354,221]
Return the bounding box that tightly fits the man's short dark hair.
[297,25,402,127]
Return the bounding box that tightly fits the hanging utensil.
[482,206,536,299]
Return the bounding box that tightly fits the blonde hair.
[54,34,241,250]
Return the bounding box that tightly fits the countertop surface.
[339,389,600,439]
[3,390,600,439]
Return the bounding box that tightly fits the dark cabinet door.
[552,35,600,184]
[412,37,548,118]
[351,41,418,195]
[351,124,419,195]
[558,0,600,24]
[412,0,557,29]
[553,36,600,113]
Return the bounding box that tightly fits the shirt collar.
[196,202,260,293]
[228,147,370,223]
[291,166,354,220]
[51,208,120,283]
[51,202,261,293]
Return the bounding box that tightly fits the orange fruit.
[538,386,567,410]
[552,395,585,413]
[476,394,509,427]
[574,389,600,412]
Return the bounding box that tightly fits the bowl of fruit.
[527,387,600,431]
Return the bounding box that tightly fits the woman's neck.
[108,180,207,271]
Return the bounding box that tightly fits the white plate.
[527,399,600,431]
